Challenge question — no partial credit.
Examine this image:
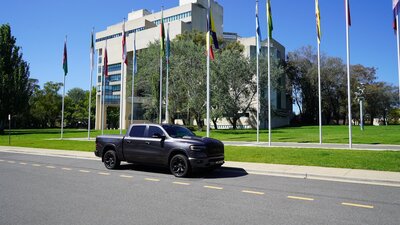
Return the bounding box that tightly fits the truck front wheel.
[103,150,120,169]
[170,154,190,177]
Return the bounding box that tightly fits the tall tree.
[0,24,32,133]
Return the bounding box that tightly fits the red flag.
[122,21,127,65]
[393,0,399,32]
[209,46,215,60]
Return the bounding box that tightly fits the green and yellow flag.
[267,0,273,39]
[316,0,321,44]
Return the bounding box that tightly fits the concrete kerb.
[1,145,400,187]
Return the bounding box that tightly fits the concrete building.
[94,0,223,129]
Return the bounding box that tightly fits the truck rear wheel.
[103,150,120,169]
[170,154,190,177]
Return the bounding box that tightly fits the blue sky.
[1,0,398,91]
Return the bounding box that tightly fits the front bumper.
[189,156,224,169]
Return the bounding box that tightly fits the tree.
[30,82,62,127]
[64,88,88,128]
[0,24,32,133]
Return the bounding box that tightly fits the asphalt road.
[1,152,399,225]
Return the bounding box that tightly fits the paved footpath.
[1,145,399,187]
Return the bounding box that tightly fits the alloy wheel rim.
[172,157,185,176]
[105,153,115,168]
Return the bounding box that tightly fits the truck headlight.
[190,145,206,151]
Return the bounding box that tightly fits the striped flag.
[316,0,321,44]
[104,43,108,78]
[393,0,399,31]
[122,21,127,65]
[346,0,351,26]
[267,0,273,39]
[160,9,166,56]
[133,32,137,75]
[90,30,94,73]
[207,1,218,60]
[256,1,262,53]
[166,24,170,64]
[63,39,68,76]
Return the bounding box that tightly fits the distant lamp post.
[8,114,11,145]
[355,83,365,131]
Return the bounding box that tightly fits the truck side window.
[129,125,146,137]
[147,126,164,138]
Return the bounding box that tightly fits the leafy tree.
[64,88,87,128]
[30,82,62,127]
[0,24,32,133]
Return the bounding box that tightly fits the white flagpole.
[101,66,105,134]
[206,0,211,137]
[120,19,126,134]
[316,0,322,144]
[131,32,136,124]
[396,14,400,104]
[256,0,260,143]
[166,24,170,124]
[88,28,94,140]
[345,0,352,148]
[267,1,271,146]
[61,36,67,140]
[159,8,164,124]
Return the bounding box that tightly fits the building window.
[109,74,121,82]
[98,57,102,64]
[98,66,102,74]
[110,85,121,91]
[108,63,121,73]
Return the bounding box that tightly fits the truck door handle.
[126,140,132,144]
[145,141,150,145]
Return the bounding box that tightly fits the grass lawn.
[0,126,400,172]
[195,125,400,145]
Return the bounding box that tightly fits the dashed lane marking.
[62,167,72,171]
[7,161,15,163]
[287,196,314,201]
[98,172,110,175]
[119,175,133,178]
[32,164,41,167]
[79,170,91,173]
[46,166,56,169]
[173,182,190,186]
[0,159,4,162]
[341,202,374,209]
[242,190,265,195]
[145,178,160,182]
[204,185,224,190]
[19,162,27,165]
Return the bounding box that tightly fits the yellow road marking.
[46,166,56,169]
[173,182,190,186]
[7,161,15,163]
[62,168,72,171]
[287,196,314,201]
[145,178,160,182]
[242,190,265,195]
[98,172,110,175]
[119,175,133,178]
[32,164,41,167]
[79,170,91,173]
[204,185,223,190]
[19,162,27,165]
[341,202,374,209]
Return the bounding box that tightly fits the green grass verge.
[226,146,400,172]
[1,127,400,172]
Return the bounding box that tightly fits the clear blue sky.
[1,0,398,91]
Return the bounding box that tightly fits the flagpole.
[396,14,400,104]
[166,24,170,124]
[159,8,164,124]
[345,0,352,148]
[61,36,67,140]
[101,65,105,134]
[267,1,271,146]
[316,0,322,144]
[256,0,260,143]
[131,32,136,124]
[206,0,211,137]
[120,19,126,134]
[88,28,94,140]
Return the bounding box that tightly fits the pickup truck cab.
[95,124,224,177]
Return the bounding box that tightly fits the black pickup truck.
[95,124,224,177]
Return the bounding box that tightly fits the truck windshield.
[162,125,195,138]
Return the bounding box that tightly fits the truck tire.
[169,154,190,177]
[103,150,120,169]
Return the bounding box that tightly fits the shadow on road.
[115,164,248,179]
